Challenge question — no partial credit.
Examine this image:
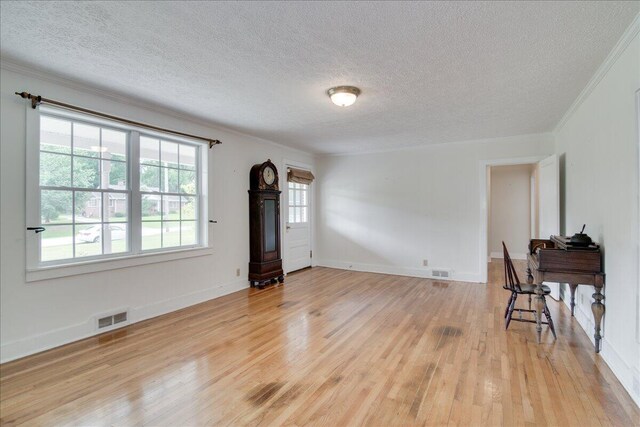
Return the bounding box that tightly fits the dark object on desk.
[569,224,593,247]
[526,236,605,353]
[502,242,556,339]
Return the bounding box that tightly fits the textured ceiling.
[1,1,638,154]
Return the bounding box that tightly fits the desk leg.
[568,283,578,316]
[591,285,605,353]
[535,282,544,343]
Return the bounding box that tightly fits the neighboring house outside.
[81,185,185,220]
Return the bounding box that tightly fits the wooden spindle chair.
[502,241,556,339]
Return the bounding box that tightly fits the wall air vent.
[97,311,128,329]
[431,270,450,278]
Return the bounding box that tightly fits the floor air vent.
[97,311,128,329]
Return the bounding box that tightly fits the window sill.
[26,246,213,282]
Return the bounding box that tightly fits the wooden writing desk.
[526,236,605,353]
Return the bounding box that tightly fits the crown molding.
[0,58,313,156]
[316,132,554,158]
[554,13,640,133]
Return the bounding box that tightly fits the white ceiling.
[1,1,638,154]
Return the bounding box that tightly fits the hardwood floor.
[1,262,638,426]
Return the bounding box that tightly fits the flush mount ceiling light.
[327,86,361,107]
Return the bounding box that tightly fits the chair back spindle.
[502,241,522,292]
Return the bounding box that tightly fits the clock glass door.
[264,198,277,253]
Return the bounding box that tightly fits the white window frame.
[26,105,210,282]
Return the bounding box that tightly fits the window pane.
[41,116,71,154]
[163,195,180,220]
[75,224,103,257]
[73,156,100,189]
[301,207,308,223]
[288,208,294,223]
[141,194,161,219]
[288,189,294,206]
[162,221,180,248]
[181,221,197,246]
[179,145,196,170]
[181,196,197,220]
[73,123,100,157]
[104,193,127,222]
[140,137,159,165]
[101,129,127,160]
[141,222,161,250]
[102,160,127,189]
[300,190,307,206]
[161,168,179,193]
[41,190,73,224]
[180,170,196,194]
[75,191,101,222]
[40,152,71,187]
[140,165,160,191]
[161,141,179,167]
[103,224,127,254]
[41,225,73,261]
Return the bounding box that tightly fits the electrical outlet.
[236,268,240,277]
[423,259,428,267]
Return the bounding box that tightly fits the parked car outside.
[77,225,126,243]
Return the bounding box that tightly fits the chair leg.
[543,299,557,340]
[505,293,518,330]
[504,293,515,318]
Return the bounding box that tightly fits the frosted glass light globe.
[327,86,361,107]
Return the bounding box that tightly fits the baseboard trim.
[559,286,640,407]
[0,278,249,364]
[316,259,482,283]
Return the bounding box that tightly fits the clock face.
[263,166,276,185]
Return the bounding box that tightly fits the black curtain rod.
[15,91,222,148]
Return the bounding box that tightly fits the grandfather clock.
[248,160,284,288]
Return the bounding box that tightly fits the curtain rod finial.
[15,91,41,109]
[209,140,222,148]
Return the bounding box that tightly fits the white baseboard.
[316,259,482,283]
[0,278,249,364]
[559,286,640,407]
[490,251,527,260]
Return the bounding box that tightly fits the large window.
[31,109,206,268]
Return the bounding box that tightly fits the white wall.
[0,66,314,362]
[489,164,532,259]
[554,25,640,405]
[315,134,554,282]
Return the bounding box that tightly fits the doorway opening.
[479,155,559,300]
[487,164,536,262]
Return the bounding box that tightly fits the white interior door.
[537,154,561,300]
[285,179,311,273]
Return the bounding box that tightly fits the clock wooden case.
[248,160,284,288]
